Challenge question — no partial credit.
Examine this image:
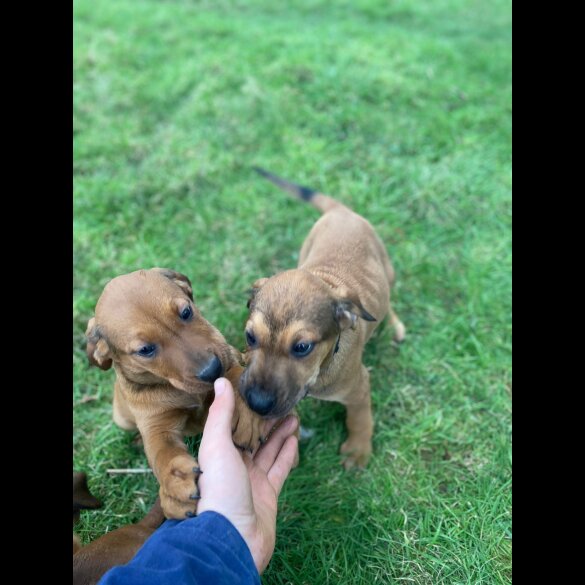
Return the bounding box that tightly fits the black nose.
[196,355,223,383]
[245,385,276,416]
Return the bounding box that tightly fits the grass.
[73,1,512,583]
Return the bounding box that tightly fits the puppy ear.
[73,472,102,512]
[85,317,113,370]
[151,268,194,301]
[334,297,376,331]
[246,277,268,309]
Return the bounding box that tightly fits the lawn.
[73,1,512,583]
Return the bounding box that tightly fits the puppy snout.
[196,355,224,383]
[244,385,276,416]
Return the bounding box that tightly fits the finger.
[199,378,236,455]
[254,415,298,473]
[267,435,299,496]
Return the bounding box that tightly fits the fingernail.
[214,378,227,396]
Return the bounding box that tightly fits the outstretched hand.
[196,377,299,574]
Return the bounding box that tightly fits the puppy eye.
[180,306,193,321]
[292,342,314,357]
[136,344,156,358]
[246,330,257,347]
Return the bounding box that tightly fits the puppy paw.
[232,415,263,455]
[159,454,202,519]
[231,396,265,455]
[73,534,82,554]
[340,439,371,470]
[392,321,406,343]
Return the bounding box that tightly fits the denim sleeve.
[98,511,260,585]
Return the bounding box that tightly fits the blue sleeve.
[98,511,260,585]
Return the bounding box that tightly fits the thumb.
[200,377,236,451]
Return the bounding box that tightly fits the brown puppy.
[73,472,102,554]
[85,268,264,519]
[73,472,164,585]
[242,168,405,469]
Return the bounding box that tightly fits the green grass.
[73,1,512,583]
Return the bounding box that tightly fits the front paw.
[159,454,202,519]
[232,410,264,455]
[230,393,267,455]
[340,438,372,470]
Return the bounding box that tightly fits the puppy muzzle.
[196,355,224,383]
[243,384,277,416]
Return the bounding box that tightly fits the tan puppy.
[85,268,264,519]
[241,168,405,469]
[73,472,164,585]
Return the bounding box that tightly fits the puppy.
[242,168,405,469]
[73,472,102,554]
[73,472,164,585]
[85,268,265,519]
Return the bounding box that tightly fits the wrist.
[226,514,271,574]
[195,511,261,576]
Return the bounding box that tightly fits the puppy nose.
[245,385,276,416]
[196,355,223,383]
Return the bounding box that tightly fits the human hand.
[196,377,299,574]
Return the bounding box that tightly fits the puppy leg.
[138,416,201,520]
[389,304,406,343]
[73,534,82,554]
[112,385,137,431]
[384,255,406,343]
[339,365,373,470]
[231,388,266,454]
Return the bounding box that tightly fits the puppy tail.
[138,497,165,530]
[253,167,342,214]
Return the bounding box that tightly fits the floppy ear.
[85,317,113,370]
[334,297,376,331]
[151,267,194,300]
[246,277,268,309]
